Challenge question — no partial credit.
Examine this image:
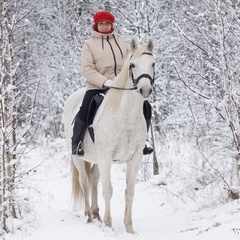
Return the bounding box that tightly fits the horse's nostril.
[140,86,152,98]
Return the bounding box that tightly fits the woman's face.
[97,21,112,32]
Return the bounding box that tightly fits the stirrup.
[143,145,153,155]
[76,148,84,156]
[76,141,84,156]
[72,142,84,156]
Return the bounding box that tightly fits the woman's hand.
[103,79,112,87]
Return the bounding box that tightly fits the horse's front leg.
[124,156,142,234]
[98,160,113,229]
[90,164,101,221]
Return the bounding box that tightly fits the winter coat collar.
[91,30,117,39]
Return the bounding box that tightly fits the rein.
[109,52,155,91]
[109,86,137,90]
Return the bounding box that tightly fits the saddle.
[87,93,104,142]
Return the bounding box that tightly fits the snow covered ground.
[5,138,240,240]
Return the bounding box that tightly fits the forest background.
[1,0,240,236]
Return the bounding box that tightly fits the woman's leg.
[72,89,104,155]
[143,101,153,155]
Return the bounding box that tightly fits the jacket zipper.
[106,35,117,77]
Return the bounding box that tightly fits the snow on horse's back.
[63,38,155,234]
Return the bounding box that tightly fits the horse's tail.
[71,158,92,212]
[71,157,83,210]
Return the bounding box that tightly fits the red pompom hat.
[94,11,115,24]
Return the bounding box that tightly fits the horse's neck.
[114,91,144,120]
[100,90,143,117]
[122,91,143,108]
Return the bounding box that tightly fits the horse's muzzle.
[139,86,152,98]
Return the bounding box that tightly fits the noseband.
[109,52,155,91]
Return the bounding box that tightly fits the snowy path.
[6,139,240,240]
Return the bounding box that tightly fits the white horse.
[63,39,155,233]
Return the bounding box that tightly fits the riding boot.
[143,118,154,155]
[72,112,86,156]
[143,101,154,155]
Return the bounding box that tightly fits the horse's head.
[129,39,155,98]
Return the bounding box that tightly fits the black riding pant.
[78,89,106,122]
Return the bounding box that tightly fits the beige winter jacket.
[81,30,130,90]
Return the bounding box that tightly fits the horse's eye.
[130,63,135,68]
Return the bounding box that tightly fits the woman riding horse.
[64,38,155,233]
[72,11,153,156]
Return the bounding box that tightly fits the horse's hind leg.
[73,158,93,222]
[90,164,101,221]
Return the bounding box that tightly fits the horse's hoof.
[126,228,135,234]
[125,225,136,234]
[93,213,102,222]
[87,217,93,223]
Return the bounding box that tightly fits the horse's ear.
[146,39,154,52]
[130,38,138,52]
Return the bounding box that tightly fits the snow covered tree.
[0,0,18,232]
[167,0,240,194]
[214,0,240,173]
[0,0,40,233]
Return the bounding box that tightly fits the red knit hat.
[93,11,115,24]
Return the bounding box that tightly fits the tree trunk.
[0,0,18,232]
[151,122,159,175]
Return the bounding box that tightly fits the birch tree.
[0,0,18,232]
[0,0,39,233]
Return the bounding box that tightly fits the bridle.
[109,52,155,91]
[130,52,155,87]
